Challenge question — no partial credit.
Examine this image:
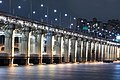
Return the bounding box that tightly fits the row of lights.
[0,0,77,29]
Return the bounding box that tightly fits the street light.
[55,18,58,21]
[65,14,67,17]
[41,4,43,7]
[33,11,36,14]
[0,0,2,4]
[73,17,76,20]
[54,9,57,13]
[45,14,47,18]
[18,6,21,9]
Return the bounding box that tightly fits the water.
[0,63,120,80]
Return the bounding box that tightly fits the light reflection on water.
[0,63,120,80]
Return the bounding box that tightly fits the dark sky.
[0,0,120,22]
[44,0,120,21]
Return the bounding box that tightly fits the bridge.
[0,12,120,66]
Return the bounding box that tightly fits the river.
[0,62,120,80]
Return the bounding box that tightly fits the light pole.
[59,12,62,26]
[10,0,15,15]
[53,9,61,26]
[9,0,11,13]
[65,14,76,29]
[29,0,33,19]
[41,4,48,23]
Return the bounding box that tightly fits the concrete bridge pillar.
[97,42,101,61]
[82,39,88,62]
[90,42,93,62]
[109,45,110,60]
[70,37,77,63]
[94,42,97,62]
[55,35,64,63]
[76,38,82,62]
[35,30,44,64]
[99,43,102,61]
[109,45,112,60]
[20,27,31,65]
[91,41,97,62]
[103,43,107,60]
[100,43,104,61]
[87,41,91,62]
[115,46,118,60]
[111,45,114,60]
[107,44,110,60]
[30,35,35,54]
[113,45,115,60]
[63,35,70,63]
[85,41,89,62]
[80,40,83,62]
[4,24,15,66]
[46,32,55,64]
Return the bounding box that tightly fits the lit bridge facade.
[0,12,120,66]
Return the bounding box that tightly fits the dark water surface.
[0,63,120,80]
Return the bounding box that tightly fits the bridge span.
[0,12,120,66]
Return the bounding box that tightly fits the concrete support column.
[19,37,22,54]
[4,24,15,66]
[82,40,87,62]
[118,47,120,60]
[115,46,118,60]
[90,42,94,62]
[103,43,107,60]
[103,44,107,60]
[94,42,97,62]
[30,35,35,54]
[85,41,88,62]
[70,37,77,63]
[55,35,63,63]
[63,35,70,63]
[111,46,114,60]
[113,46,115,60]
[109,45,112,60]
[46,32,55,64]
[107,44,110,60]
[35,30,44,64]
[99,43,103,61]
[60,37,64,63]
[97,43,101,61]
[21,27,31,65]
[80,40,83,62]
[101,44,104,61]
[76,38,81,62]
[114,46,116,61]
[87,41,90,62]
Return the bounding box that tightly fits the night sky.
[45,0,120,21]
[0,0,120,22]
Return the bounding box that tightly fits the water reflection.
[0,63,120,80]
